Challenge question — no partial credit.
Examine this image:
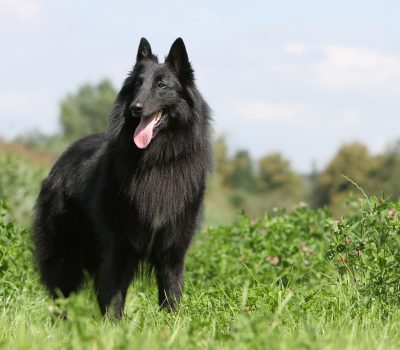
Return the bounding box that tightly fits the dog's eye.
[135,80,143,88]
[157,81,166,89]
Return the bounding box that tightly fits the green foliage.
[311,141,400,216]
[312,142,373,209]
[189,204,331,289]
[0,199,35,307]
[258,152,302,192]
[213,136,231,187]
[369,141,400,199]
[15,130,71,157]
[60,79,116,141]
[326,195,400,306]
[211,138,305,215]
[2,194,400,348]
[0,152,47,225]
[226,149,257,191]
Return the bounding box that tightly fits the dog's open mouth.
[133,110,166,149]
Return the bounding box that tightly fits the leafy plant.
[0,199,36,307]
[326,195,400,305]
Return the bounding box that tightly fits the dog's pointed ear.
[166,38,194,83]
[136,37,153,61]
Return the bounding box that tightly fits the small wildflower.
[48,305,55,313]
[300,242,314,255]
[298,201,306,207]
[267,256,280,265]
[388,209,396,219]
[259,228,267,235]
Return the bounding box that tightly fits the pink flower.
[267,256,280,265]
[337,256,346,265]
[388,209,396,219]
[300,242,314,255]
[298,201,306,207]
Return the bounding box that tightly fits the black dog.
[33,38,212,318]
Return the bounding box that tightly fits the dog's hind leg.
[95,242,138,319]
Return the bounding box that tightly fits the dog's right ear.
[136,38,152,61]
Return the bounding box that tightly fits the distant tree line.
[17,79,400,215]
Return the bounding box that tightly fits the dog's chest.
[131,163,198,226]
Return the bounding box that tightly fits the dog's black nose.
[130,102,143,116]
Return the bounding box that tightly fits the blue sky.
[1,0,400,172]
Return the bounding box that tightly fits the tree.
[258,152,301,192]
[214,136,232,187]
[60,79,117,141]
[227,150,256,191]
[312,142,373,207]
[369,140,400,199]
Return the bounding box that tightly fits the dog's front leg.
[95,242,138,318]
[155,253,185,312]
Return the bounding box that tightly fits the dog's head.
[121,38,196,149]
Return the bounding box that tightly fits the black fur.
[32,38,212,318]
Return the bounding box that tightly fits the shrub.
[0,199,36,307]
[326,195,400,305]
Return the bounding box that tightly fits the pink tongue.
[133,112,158,149]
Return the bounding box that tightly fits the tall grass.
[2,193,400,349]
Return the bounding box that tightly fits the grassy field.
[2,145,400,349]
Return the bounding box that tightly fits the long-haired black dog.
[33,38,212,318]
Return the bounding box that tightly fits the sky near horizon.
[1,0,400,172]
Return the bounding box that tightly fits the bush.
[0,151,47,226]
[0,199,36,307]
[189,203,331,289]
[326,195,400,305]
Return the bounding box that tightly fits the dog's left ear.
[166,38,194,83]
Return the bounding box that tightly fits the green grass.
[2,146,400,349]
[2,195,400,349]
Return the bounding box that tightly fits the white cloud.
[0,0,41,23]
[237,101,304,122]
[283,43,307,56]
[370,136,389,154]
[315,45,400,94]
[0,89,47,114]
[341,110,360,128]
